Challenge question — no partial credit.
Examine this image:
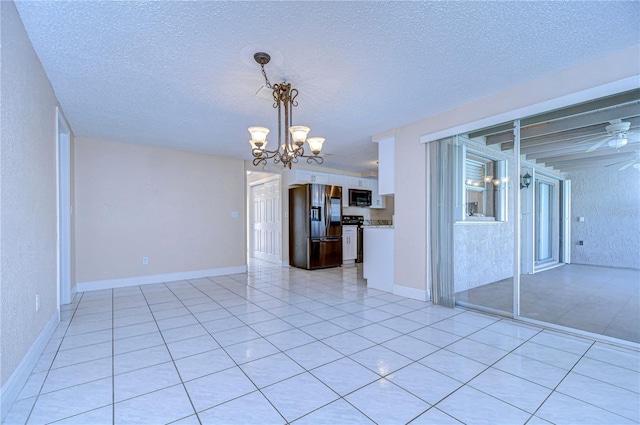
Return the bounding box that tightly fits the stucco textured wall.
[74,138,247,283]
[454,222,514,292]
[1,1,60,387]
[570,167,640,269]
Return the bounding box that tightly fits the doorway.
[534,177,560,270]
[249,175,282,264]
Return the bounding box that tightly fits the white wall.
[75,137,247,284]
[570,166,640,269]
[0,0,62,388]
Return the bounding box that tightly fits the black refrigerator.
[289,184,342,270]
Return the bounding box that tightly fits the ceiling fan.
[606,151,640,171]
[580,119,635,153]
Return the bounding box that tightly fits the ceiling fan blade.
[573,133,607,145]
[619,161,637,171]
[606,159,633,167]
[586,137,610,152]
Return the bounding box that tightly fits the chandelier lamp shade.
[248,52,324,169]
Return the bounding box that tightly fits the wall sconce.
[520,173,532,189]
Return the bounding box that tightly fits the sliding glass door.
[437,88,640,344]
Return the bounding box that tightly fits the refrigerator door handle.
[325,191,330,234]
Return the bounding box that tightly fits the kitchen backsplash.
[363,219,393,226]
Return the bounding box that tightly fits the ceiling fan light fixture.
[608,133,628,148]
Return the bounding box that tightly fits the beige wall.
[75,138,246,283]
[393,126,428,291]
[386,45,640,296]
[0,1,62,387]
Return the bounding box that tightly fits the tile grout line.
[137,283,203,424]
[528,339,639,423]
[22,292,84,425]
[165,278,290,424]
[12,262,637,424]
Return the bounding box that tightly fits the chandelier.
[248,52,324,169]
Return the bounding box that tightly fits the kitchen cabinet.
[342,225,358,262]
[329,174,347,188]
[292,169,329,185]
[377,137,395,195]
[288,171,382,209]
[348,177,371,190]
[369,179,386,209]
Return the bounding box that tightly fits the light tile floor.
[4,262,640,424]
[456,264,640,343]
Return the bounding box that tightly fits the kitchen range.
[342,215,364,264]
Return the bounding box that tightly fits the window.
[454,144,507,222]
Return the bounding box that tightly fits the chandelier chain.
[260,63,272,89]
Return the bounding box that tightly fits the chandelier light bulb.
[249,139,267,151]
[307,137,325,154]
[289,126,310,145]
[248,126,269,143]
[282,144,297,157]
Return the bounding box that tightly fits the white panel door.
[250,178,281,264]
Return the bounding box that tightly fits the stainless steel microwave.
[349,189,372,207]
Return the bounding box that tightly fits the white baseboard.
[70,284,77,302]
[1,311,59,420]
[76,265,248,292]
[393,284,429,301]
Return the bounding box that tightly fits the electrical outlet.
[142,256,149,265]
[36,294,40,312]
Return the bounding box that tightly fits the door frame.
[56,107,72,309]
[533,175,560,270]
[248,174,282,264]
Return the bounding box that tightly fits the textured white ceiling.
[14,1,640,173]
